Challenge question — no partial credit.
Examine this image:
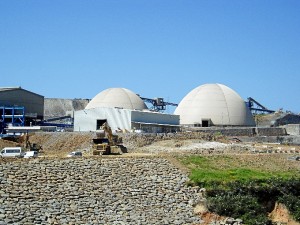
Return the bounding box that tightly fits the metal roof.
[0,87,44,97]
[0,87,21,92]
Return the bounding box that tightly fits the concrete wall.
[192,127,254,136]
[74,107,131,132]
[0,88,44,119]
[239,135,300,145]
[186,127,287,137]
[131,110,179,125]
[74,108,180,133]
[257,127,287,136]
[284,124,300,135]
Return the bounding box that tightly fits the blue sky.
[1,0,299,113]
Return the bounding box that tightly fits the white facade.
[74,107,179,133]
[175,83,255,127]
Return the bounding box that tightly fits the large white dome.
[85,88,148,110]
[174,83,255,126]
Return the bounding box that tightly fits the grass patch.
[190,168,270,186]
[176,155,300,224]
[178,155,299,188]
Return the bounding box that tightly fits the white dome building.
[85,88,147,110]
[175,83,255,126]
[74,87,179,132]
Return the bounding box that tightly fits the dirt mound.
[199,212,225,225]
[0,138,20,149]
[29,132,95,157]
[269,202,300,225]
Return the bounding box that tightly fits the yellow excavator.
[20,132,43,152]
[92,122,124,155]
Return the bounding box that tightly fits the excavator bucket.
[110,145,122,154]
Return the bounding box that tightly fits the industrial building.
[175,83,255,127]
[0,87,44,133]
[74,88,179,133]
[0,84,258,134]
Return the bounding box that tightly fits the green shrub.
[208,193,264,217]
[207,188,272,224]
[206,179,300,224]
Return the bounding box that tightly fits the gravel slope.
[0,157,202,225]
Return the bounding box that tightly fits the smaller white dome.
[85,88,147,110]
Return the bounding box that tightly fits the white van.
[23,151,38,158]
[0,147,23,158]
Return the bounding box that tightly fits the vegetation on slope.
[177,155,300,225]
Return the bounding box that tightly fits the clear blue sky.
[1,0,299,113]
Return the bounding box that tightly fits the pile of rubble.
[122,132,224,150]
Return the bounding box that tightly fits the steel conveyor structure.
[0,106,25,133]
[140,97,178,112]
[247,97,275,114]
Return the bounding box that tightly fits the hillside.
[44,98,89,120]
[255,112,300,127]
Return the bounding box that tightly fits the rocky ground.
[0,157,202,225]
[0,132,300,225]
[2,132,300,158]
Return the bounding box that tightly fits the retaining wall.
[184,127,287,137]
[256,127,287,136]
[238,135,300,145]
[0,158,202,225]
[284,124,300,135]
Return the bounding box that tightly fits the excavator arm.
[102,122,114,145]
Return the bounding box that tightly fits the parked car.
[287,155,300,161]
[67,151,82,157]
[0,147,23,158]
[23,151,38,158]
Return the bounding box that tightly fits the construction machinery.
[92,122,124,155]
[24,133,43,152]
